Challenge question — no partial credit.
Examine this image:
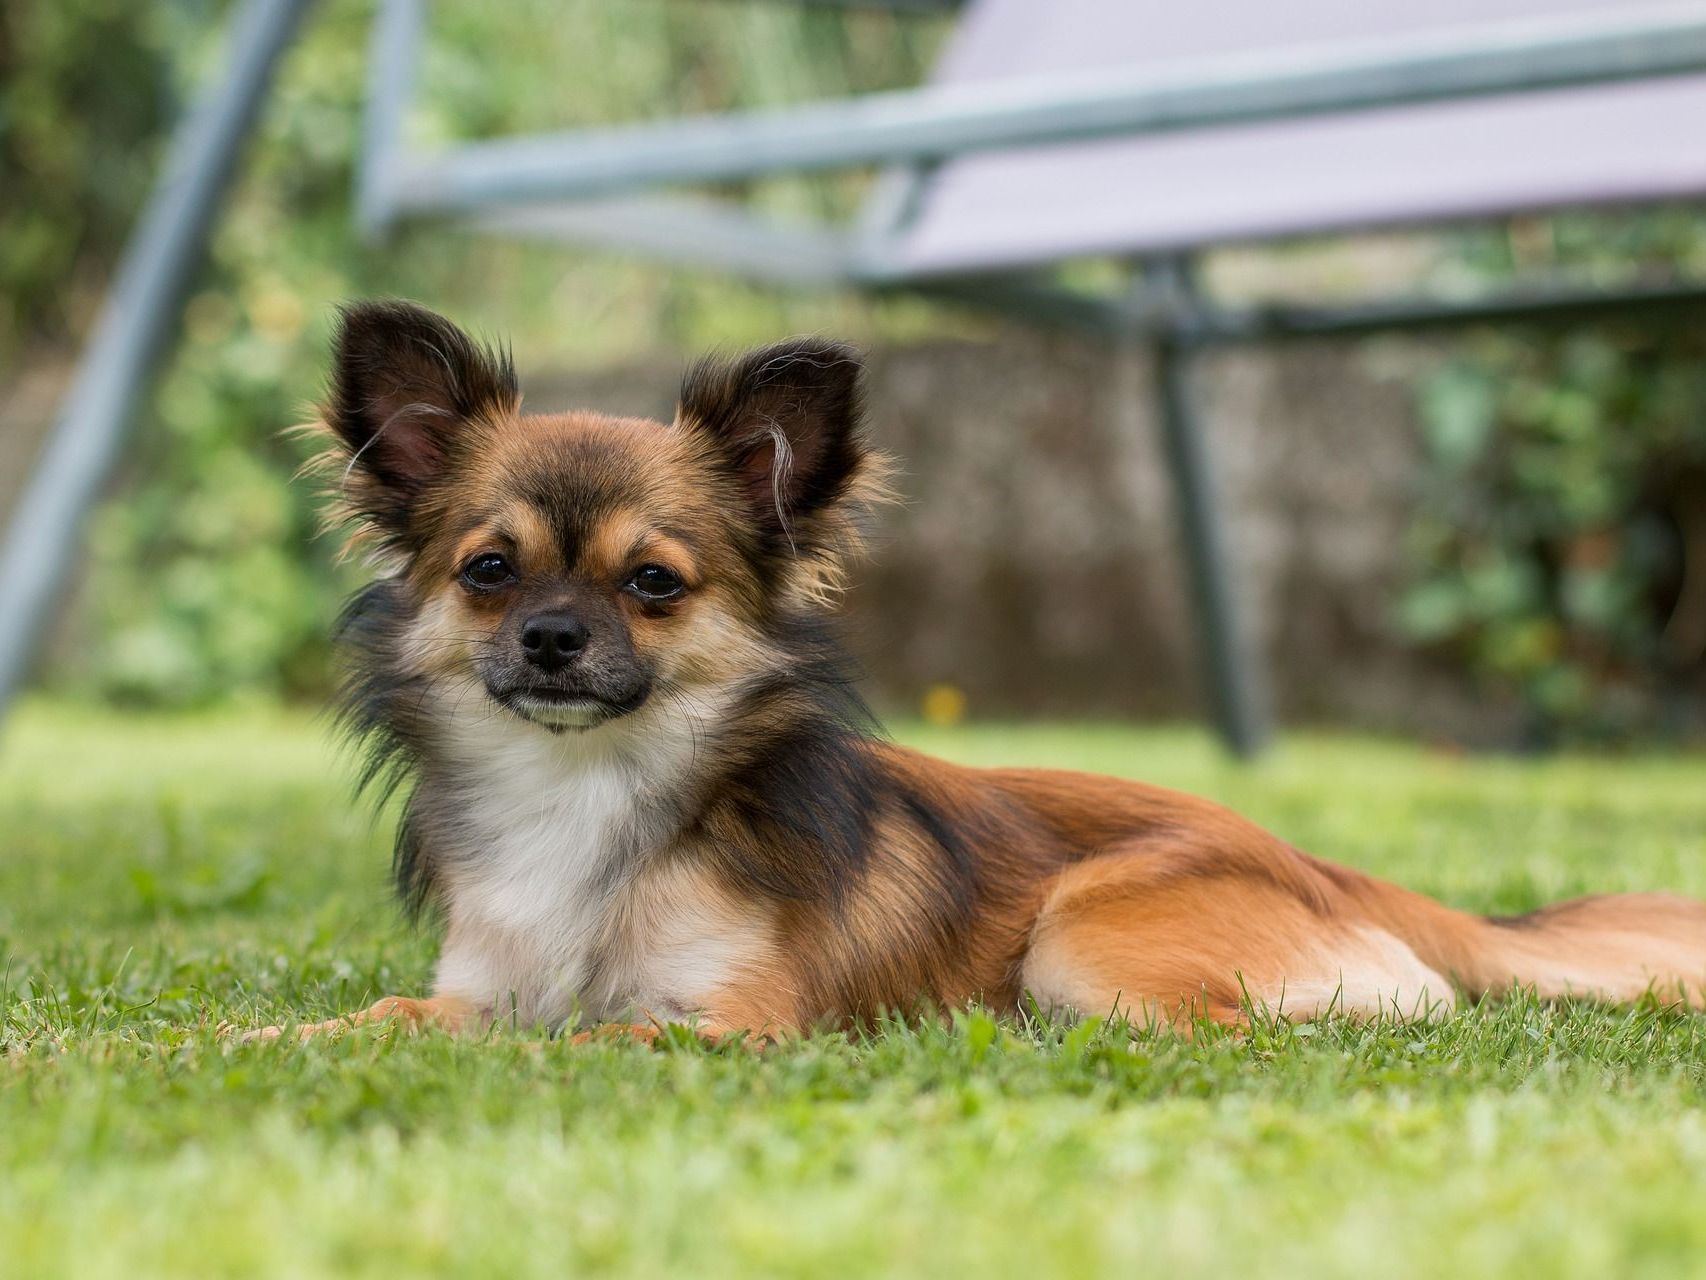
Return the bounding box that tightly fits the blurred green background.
[4,0,1705,742]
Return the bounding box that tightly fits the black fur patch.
[333,578,438,916]
[888,777,979,921]
[698,609,883,904]
[700,607,984,948]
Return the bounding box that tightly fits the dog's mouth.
[489,684,648,732]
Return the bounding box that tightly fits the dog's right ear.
[321,300,517,538]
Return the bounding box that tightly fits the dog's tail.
[1385,886,1706,1007]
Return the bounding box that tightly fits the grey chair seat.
[895,0,1706,275]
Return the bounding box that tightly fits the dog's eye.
[460,553,516,591]
[626,564,685,601]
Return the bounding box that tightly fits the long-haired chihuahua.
[239,300,1705,1043]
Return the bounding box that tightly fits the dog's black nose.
[519,611,590,671]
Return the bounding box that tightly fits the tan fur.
[1021,854,1455,1025]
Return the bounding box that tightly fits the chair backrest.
[888,0,1706,278]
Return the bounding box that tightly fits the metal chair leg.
[1149,262,1271,757]
[0,0,312,718]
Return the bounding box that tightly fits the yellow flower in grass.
[921,683,967,727]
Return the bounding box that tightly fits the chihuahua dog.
[242,300,1705,1043]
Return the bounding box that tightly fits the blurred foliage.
[1,0,950,704]
[1399,213,1706,743]
[13,2,1706,733]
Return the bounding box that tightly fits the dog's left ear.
[677,337,865,540]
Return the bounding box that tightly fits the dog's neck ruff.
[418,679,720,1026]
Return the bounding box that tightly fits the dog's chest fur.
[419,692,766,1029]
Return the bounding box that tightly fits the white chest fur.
[422,687,768,1029]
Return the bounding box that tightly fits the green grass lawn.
[2,703,1704,1279]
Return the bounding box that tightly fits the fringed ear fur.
[677,337,869,539]
[677,337,892,605]
[318,299,517,544]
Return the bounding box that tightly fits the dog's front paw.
[219,1015,355,1045]
[221,995,474,1044]
[216,1020,291,1045]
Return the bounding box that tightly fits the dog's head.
[319,300,879,733]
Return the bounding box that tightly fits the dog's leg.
[227,994,478,1044]
[1020,851,1456,1028]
